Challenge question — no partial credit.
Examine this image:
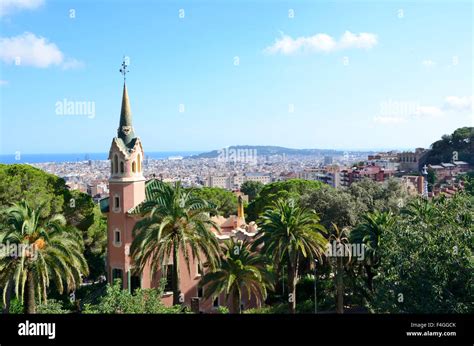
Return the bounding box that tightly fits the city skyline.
[0,0,473,155]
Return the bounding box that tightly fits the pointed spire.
[117,82,136,145]
[117,56,136,146]
[119,83,132,127]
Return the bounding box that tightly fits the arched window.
[120,161,124,174]
[137,154,141,172]
[114,155,118,174]
[110,162,113,174]
[132,161,136,173]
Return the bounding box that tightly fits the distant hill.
[424,127,474,165]
[188,145,346,158]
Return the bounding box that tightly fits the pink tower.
[106,62,146,290]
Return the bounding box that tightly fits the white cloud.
[339,31,378,49]
[373,116,406,124]
[0,32,83,69]
[443,96,472,111]
[0,80,8,85]
[0,0,44,17]
[264,31,377,55]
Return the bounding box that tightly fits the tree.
[201,238,272,313]
[83,279,182,314]
[191,187,238,217]
[240,181,264,201]
[130,181,221,305]
[254,198,328,313]
[348,178,405,214]
[0,201,88,313]
[370,195,473,313]
[247,179,323,221]
[302,185,362,229]
[350,211,395,292]
[427,168,437,191]
[0,164,67,217]
[328,224,352,313]
[425,127,474,165]
[0,165,107,281]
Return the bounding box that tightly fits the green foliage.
[369,195,474,313]
[63,190,107,280]
[247,179,323,221]
[0,164,67,217]
[0,164,107,281]
[192,187,238,217]
[427,168,437,190]
[255,198,328,313]
[83,279,183,314]
[131,181,221,305]
[303,179,405,229]
[8,298,24,314]
[348,178,406,214]
[201,238,272,313]
[240,181,264,201]
[216,306,229,314]
[425,127,474,165]
[36,299,70,314]
[302,185,362,229]
[0,201,88,313]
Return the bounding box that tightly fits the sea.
[0,151,203,164]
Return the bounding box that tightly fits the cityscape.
[0,0,472,345]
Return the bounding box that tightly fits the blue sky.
[0,0,472,154]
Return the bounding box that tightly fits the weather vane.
[119,56,129,81]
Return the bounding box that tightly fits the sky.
[0,0,472,154]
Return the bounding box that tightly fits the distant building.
[324,156,333,165]
[401,175,425,196]
[244,172,272,185]
[298,167,340,188]
[206,175,231,189]
[340,165,395,187]
[428,161,470,182]
[397,148,429,172]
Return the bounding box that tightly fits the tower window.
[213,297,219,308]
[111,162,114,174]
[114,196,120,209]
[164,265,173,292]
[112,268,123,284]
[197,285,203,298]
[120,161,124,174]
[114,155,118,174]
[114,229,121,245]
[132,161,136,173]
[137,154,141,172]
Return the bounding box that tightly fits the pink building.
[103,82,259,313]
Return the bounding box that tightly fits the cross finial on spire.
[119,56,129,81]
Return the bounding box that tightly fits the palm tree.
[130,181,221,305]
[254,198,327,313]
[350,210,395,292]
[201,238,272,313]
[0,201,88,313]
[328,224,352,314]
[401,198,437,224]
